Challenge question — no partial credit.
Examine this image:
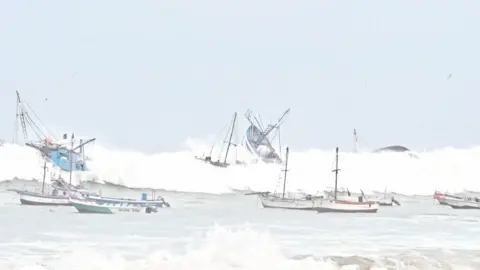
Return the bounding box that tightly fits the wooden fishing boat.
[433,191,464,205]
[252,147,320,210]
[316,147,379,214]
[83,190,171,208]
[258,192,320,210]
[69,198,159,214]
[18,161,72,206]
[195,112,246,168]
[441,196,480,209]
[324,188,400,206]
[19,190,71,206]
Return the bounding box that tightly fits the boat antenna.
[333,147,340,200]
[41,160,47,195]
[282,147,290,199]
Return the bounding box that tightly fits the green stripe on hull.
[72,202,113,214]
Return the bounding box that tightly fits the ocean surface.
[1,143,480,269]
[1,182,480,269]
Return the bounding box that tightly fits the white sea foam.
[1,140,479,195]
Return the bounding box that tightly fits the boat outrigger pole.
[69,133,74,185]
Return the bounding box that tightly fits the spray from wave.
[1,139,479,195]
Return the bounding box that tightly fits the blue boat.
[13,90,95,172]
[26,137,95,171]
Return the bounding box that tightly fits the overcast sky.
[1,1,478,153]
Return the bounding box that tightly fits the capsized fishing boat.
[195,112,246,168]
[352,128,419,159]
[69,198,159,214]
[13,91,96,172]
[251,147,320,210]
[316,147,379,213]
[243,108,290,164]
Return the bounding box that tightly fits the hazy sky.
[1,1,479,153]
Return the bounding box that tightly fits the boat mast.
[282,147,290,199]
[223,112,237,164]
[41,160,47,195]
[69,133,74,185]
[333,147,340,200]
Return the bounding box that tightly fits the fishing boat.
[195,112,245,168]
[83,190,171,208]
[435,191,480,209]
[13,91,95,172]
[324,188,400,206]
[376,196,400,206]
[316,147,379,213]
[69,198,159,214]
[243,108,290,164]
[253,147,320,210]
[442,196,480,209]
[19,190,71,206]
[433,191,464,205]
[18,161,73,206]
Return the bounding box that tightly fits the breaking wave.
[1,225,477,270]
[1,139,480,195]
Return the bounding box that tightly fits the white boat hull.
[259,195,317,210]
[442,198,480,209]
[84,195,169,207]
[315,199,379,213]
[19,191,71,206]
[69,198,158,214]
[326,192,398,206]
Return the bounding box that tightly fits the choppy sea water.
[1,185,480,270]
